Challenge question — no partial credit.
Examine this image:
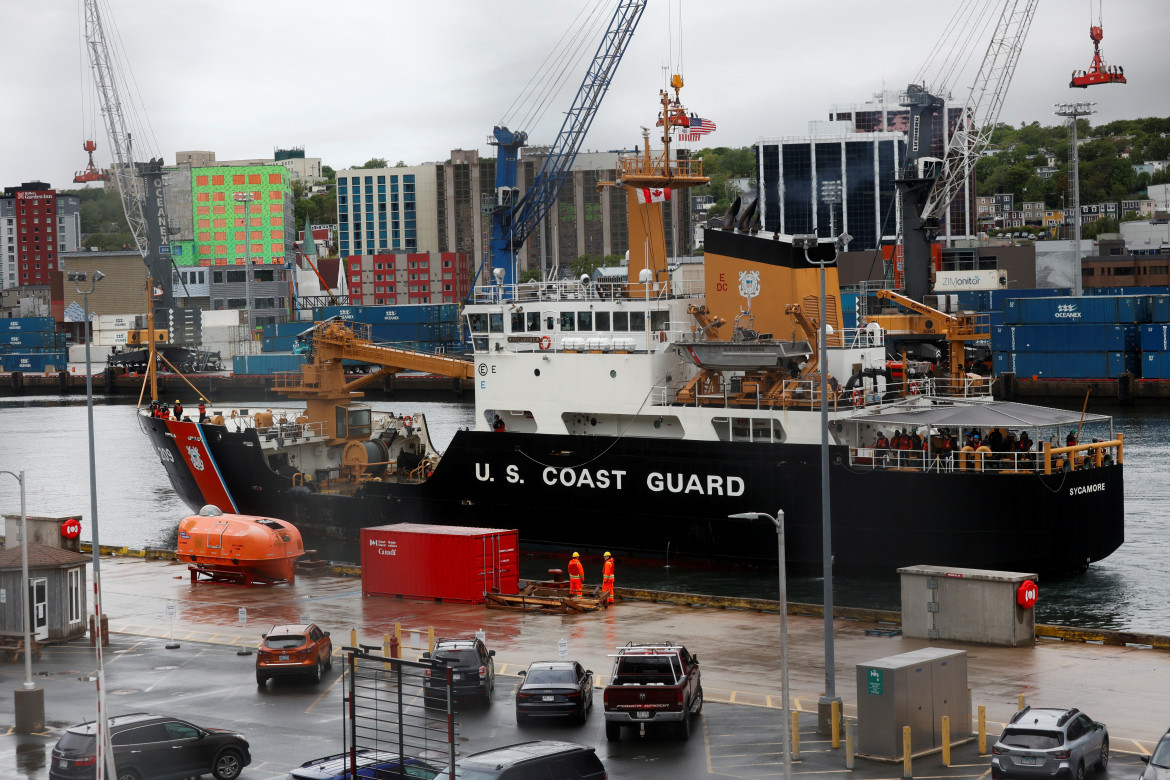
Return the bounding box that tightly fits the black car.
[422,637,496,705]
[436,741,605,780]
[288,748,439,779]
[515,661,594,724]
[49,712,250,780]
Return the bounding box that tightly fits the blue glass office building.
[336,168,430,258]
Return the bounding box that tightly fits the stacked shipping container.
[1,317,66,372]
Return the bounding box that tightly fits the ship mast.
[601,75,709,296]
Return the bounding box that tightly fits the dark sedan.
[515,661,594,724]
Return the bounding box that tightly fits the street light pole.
[728,510,789,780]
[1055,102,1095,296]
[234,192,255,330]
[69,269,114,779]
[0,468,43,733]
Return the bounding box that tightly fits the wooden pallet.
[484,583,607,614]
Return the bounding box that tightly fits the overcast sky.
[3,0,1167,192]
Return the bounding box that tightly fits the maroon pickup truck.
[602,642,703,741]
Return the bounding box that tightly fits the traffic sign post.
[236,607,252,656]
[165,601,179,650]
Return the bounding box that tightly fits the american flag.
[678,117,716,143]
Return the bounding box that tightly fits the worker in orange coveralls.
[568,552,584,597]
[601,552,615,606]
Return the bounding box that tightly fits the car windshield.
[525,669,577,685]
[264,635,306,650]
[435,650,479,666]
[57,732,95,752]
[1151,738,1170,768]
[1001,729,1063,750]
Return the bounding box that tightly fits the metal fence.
[345,647,457,778]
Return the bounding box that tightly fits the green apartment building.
[190,164,295,267]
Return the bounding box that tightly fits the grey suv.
[422,637,496,705]
[991,707,1109,780]
[1140,727,1170,780]
[436,741,605,779]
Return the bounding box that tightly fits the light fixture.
[793,234,819,250]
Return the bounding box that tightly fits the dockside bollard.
[384,633,392,670]
[1018,693,1026,711]
[350,628,358,648]
[942,715,951,766]
[845,719,856,769]
[792,710,801,759]
[979,706,987,753]
[428,626,435,652]
[903,726,912,779]
[832,700,841,748]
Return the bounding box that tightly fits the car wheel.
[1075,760,1085,780]
[605,721,621,742]
[692,686,704,716]
[116,770,141,780]
[313,657,324,683]
[255,671,267,687]
[212,748,245,780]
[516,712,527,726]
[1098,738,1110,771]
[325,650,333,670]
[677,710,692,741]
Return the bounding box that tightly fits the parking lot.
[0,634,1155,779]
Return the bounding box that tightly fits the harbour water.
[1,394,1165,633]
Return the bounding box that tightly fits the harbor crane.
[482,0,645,290]
[73,140,110,183]
[897,0,1038,303]
[1069,1,1126,88]
[82,0,176,306]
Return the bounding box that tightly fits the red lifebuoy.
[539,335,551,350]
[1016,579,1038,609]
[852,389,864,408]
[61,518,82,539]
[909,381,922,395]
[403,415,413,426]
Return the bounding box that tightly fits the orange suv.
[256,623,333,686]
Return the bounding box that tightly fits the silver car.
[991,707,1109,780]
[1141,728,1170,780]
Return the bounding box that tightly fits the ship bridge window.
[630,311,646,330]
[510,311,526,332]
[651,311,669,331]
[595,311,610,330]
[577,311,593,331]
[613,311,629,331]
[559,312,575,332]
[467,313,488,333]
[527,312,541,331]
[489,313,504,333]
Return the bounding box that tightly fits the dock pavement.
[72,556,1170,751]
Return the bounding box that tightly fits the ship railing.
[469,277,703,305]
[848,436,1123,474]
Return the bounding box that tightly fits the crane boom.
[485,0,646,289]
[898,0,1038,303]
[83,0,175,306]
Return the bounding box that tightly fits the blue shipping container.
[263,321,315,338]
[1,331,67,349]
[1140,324,1170,351]
[990,324,1135,353]
[262,336,301,352]
[1150,296,1170,323]
[996,351,1136,379]
[990,288,1071,310]
[2,352,67,372]
[1,317,55,333]
[1004,295,1146,325]
[232,354,306,375]
[313,303,460,325]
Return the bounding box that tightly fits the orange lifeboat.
[177,505,304,585]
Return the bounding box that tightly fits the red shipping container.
[360,523,519,604]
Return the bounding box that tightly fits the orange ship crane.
[1070,1,1126,88]
[73,140,109,183]
[869,289,990,391]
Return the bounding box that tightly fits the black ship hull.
[143,415,1124,575]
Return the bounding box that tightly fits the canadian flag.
[636,187,671,204]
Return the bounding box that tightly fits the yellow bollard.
[394,622,402,649]
[427,626,435,653]
[832,700,841,749]
[845,719,855,770]
[942,715,951,766]
[792,710,801,759]
[979,705,987,754]
[1018,693,1025,711]
[903,726,912,779]
[383,633,391,670]
[350,628,357,648]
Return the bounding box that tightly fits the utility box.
[899,565,1038,647]
[856,648,968,760]
[360,523,518,604]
